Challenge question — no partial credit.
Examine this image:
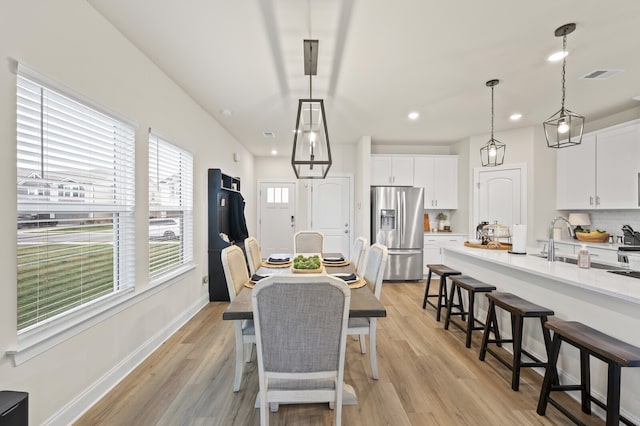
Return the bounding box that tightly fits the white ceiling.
[87,0,640,157]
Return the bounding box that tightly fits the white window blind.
[148,132,193,279]
[16,71,135,332]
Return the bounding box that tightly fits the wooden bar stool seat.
[479,292,554,391]
[537,318,640,426]
[444,275,497,348]
[422,264,462,322]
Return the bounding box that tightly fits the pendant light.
[543,23,585,148]
[291,39,332,179]
[480,79,506,167]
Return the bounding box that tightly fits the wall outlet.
[202,275,209,285]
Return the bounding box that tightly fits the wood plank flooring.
[76,281,599,425]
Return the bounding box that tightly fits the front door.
[258,181,296,255]
[310,176,352,257]
[474,164,526,230]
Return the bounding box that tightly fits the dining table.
[221,253,387,406]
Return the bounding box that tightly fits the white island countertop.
[442,244,640,306]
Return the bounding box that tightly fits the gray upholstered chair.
[244,236,262,276]
[293,230,324,254]
[347,243,388,379]
[221,245,255,392]
[351,236,368,275]
[252,275,350,426]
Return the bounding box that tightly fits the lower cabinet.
[423,234,465,275]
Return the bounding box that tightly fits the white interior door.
[311,176,352,257]
[474,165,526,231]
[258,181,296,256]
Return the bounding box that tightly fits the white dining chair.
[351,236,368,275]
[293,230,324,254]
[221,244,256,392]
[347,243,388,380]
[252,275,350,426]
[244,236,262,276]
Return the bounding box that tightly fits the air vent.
[262,131,275,138]
[581,69,623,80]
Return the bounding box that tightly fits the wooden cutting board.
[464,241,512,250]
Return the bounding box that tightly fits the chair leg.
[580,348,591,414]
[244,342,253,362]
[423,270,433,309]
[479,301,495,361]
[436,276,448,322]
[465,291,475,348]
[370,319,379,379]
[606,362,622,426]
[359,334,367,354]
[537,334,562,415]
[511,314,524,391]
[233,322,244,392]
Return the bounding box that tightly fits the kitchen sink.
[528,253,626,271]
[608,270,640,279]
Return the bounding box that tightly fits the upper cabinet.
[557,120,640,209]
[414,156,458,209]
[370,155,414,186]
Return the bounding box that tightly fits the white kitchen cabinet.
[557,120,640,209]
[413,156,458,209]
[423,234,465,275]
[370,155,414,186]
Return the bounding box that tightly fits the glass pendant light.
[480,79,506,167]
[543,23,585,148]
[291,39,332,179]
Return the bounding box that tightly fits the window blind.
[148,132,194,279]
[16,72,135,331]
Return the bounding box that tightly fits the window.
[267,187,289,204]
[148,132,193,279]
[16,69,135,332]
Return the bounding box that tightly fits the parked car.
[17,213,58,229]
[149,218,181,240]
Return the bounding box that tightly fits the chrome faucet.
[548,216,574,261]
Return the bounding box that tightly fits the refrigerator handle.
[400,191,406,247]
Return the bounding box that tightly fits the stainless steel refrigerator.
[371,186,424,281]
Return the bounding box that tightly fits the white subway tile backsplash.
[588,210,640,240]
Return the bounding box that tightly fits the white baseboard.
[45,294,209,426]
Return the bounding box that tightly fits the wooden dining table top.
[222,255,387,321]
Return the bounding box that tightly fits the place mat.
[261,260,292,268]
[322,260,350,267]
[347,277,367,289]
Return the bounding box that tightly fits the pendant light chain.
[560,32,567,112]
[490,84,495,140]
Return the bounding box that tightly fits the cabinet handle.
[589,196,594,206]
[596,196,600,206]
[435,200,438,207]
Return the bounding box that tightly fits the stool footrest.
[548,398,585,426]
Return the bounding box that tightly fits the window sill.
[7,264,196,366]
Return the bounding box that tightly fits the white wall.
[0,1,254,424]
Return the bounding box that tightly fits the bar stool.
[444,275,496,348]
[537,318,640,426]
[422,264,462,322]
[479,292,554,391]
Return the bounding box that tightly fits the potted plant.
[436,212,447,231]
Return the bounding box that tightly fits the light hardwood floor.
[76,282,597,425]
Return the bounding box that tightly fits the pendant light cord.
[560,32,567,112]
[490,85,495,140]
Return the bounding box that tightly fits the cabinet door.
[414,156,435,208]
[371,156,392,186]
[433,157,458,209]
[392,156,414,185]
[596,122,640,209]
[556,134,596,209]
[423,236,442,275]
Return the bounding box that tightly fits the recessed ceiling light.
[220,108,233,116]
[510,113,522,121]
[547,50,568,62]
[263,131,275,138]
[271,149,278,155]
[408,111,420,121]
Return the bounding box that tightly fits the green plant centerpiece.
[293,254,321,270]
[436,212,447,221]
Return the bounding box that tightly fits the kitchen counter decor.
[575,231,609,243]
[464,240,512,250]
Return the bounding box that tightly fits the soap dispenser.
[577,245,591,269]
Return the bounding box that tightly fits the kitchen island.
[442,244,640,423]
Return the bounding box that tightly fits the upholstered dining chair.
[252,275,350,426]
[347,243,388,380]
[351,236,368,275]
[221,244,256,392]
[244,236,262,276]
[293,230,324,254]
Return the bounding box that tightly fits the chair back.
[221,245,250,301]
[293,231,324,254]
[361,243,388,298]
[351,237,368,275]
[244,237,262,275]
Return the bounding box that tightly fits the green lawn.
[17,241,180,330]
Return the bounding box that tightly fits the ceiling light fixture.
[510,113,522,121]
[543,23,584,148]
[480,79,506,167]
[291,39,332,179]
[408,111,420,121]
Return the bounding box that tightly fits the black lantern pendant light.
[480,79,506,167]
[291,39,332,179]
[543,23,585,148]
